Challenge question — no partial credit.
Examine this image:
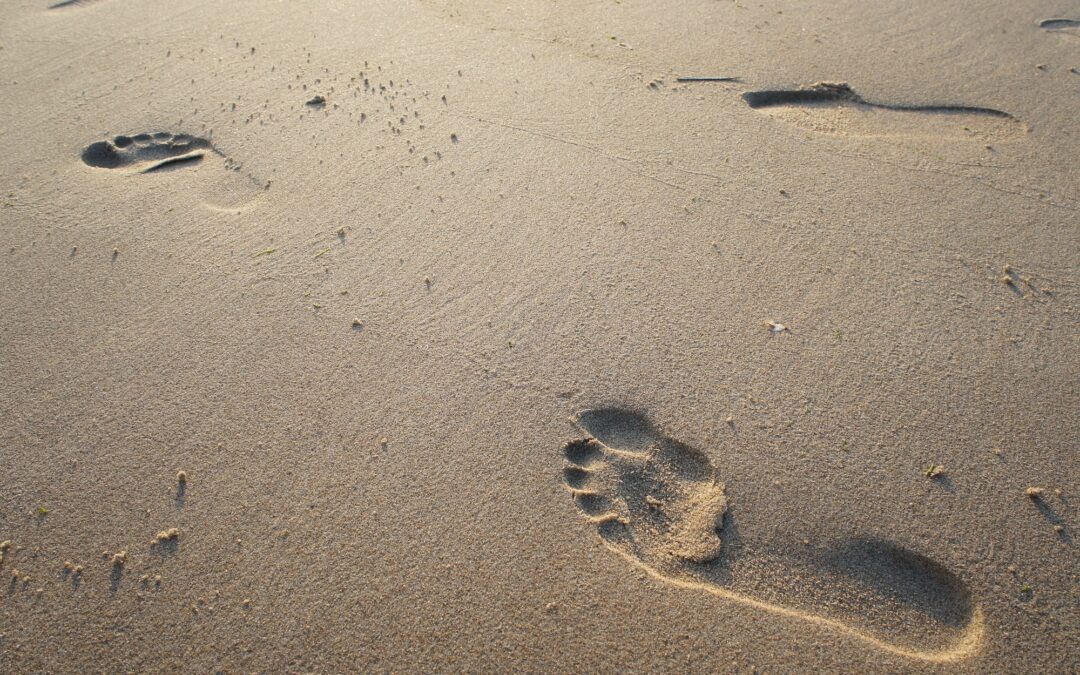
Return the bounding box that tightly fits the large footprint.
[561,408,984,662]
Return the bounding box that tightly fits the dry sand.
[0,0,1078,671]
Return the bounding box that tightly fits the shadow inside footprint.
[560,407,982,660]
[576,408,658,453]
[816,538,974,630]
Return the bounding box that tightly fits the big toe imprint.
[80,131,263,209]
[561,408,983,662]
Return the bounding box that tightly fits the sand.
[0,0,1077,671]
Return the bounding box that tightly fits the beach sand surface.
[0,0,1077,671]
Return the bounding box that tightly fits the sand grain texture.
[0,0,1077,672]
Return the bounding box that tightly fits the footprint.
[561,408,984,661]
[80,132,263,209]
[1039,18,1080,34]
[742,82,1023,144]
[81,132,216,174]
[47,0,105,8]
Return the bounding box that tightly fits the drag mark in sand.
[742,82,1023,142]
[561,408,984,662]
[466,115,686,191]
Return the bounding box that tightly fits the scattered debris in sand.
[177,470,187,484]
[1025,487,1044,499]
[111,550,128,567]
[924,464,946,478]
[767,321,788,333]
[306,95,327,108]
[154,528,181,544]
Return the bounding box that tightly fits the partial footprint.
[80,132,263,209]
[47,0,105,8]
[1039,18,1080,35]
[561,408,983,662]
[82,132,216,174]
[742,82,1023,144]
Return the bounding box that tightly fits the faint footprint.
[561,408,984,662]
[81,132,263,209]
[742,82,1023,143]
